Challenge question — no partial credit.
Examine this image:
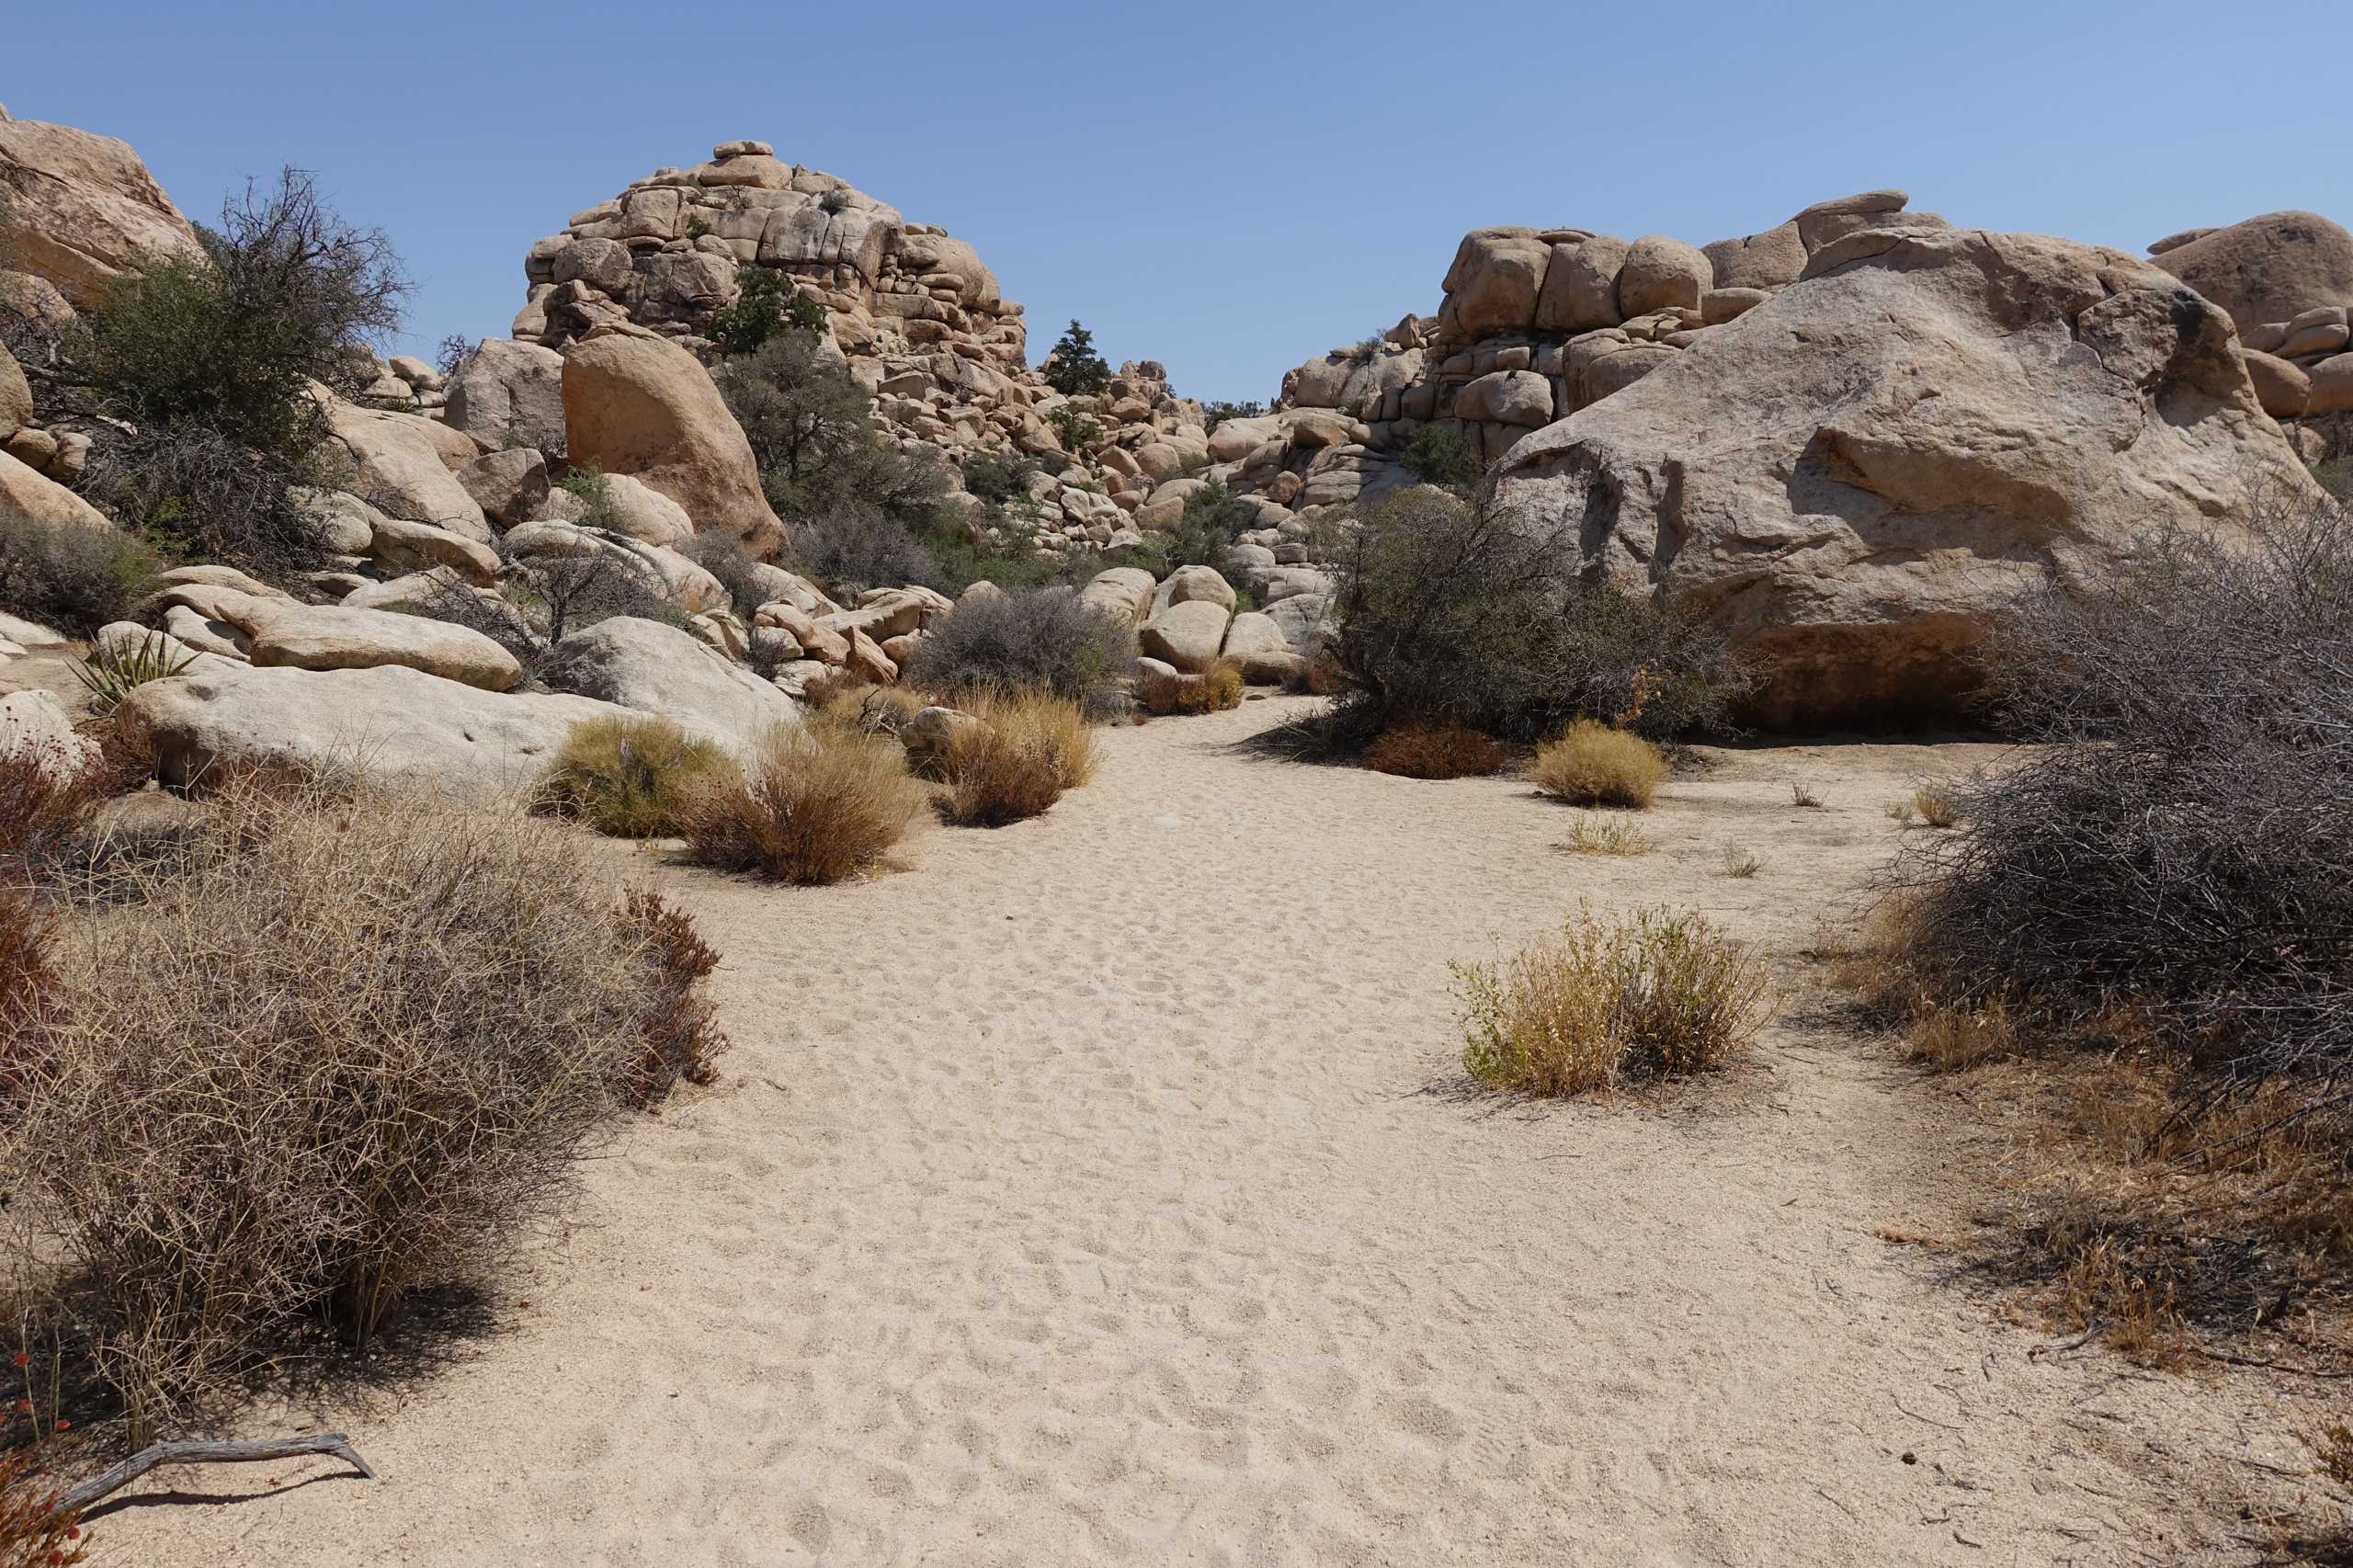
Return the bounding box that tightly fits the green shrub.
[71,630,194,713]
[1322,484,1749,744]
[1399,426,1483,490]
[1200,400,1263,435]
[905,585,1134,718]
[1046,404,1101,455]
[704,267,824,358]
[1455,906,1770,1096]
[537,716,738,838]
[1042,320,1108,396]
[1154,479,1256,572]
[961,449,1040,506]
[0,514,162,637]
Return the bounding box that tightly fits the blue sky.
[21,0,2352,404]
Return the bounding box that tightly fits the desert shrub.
[1362,722,1507,779]
[936,693,1098,827]
[1910,788,1957,828]
[1322,485,1748,744]
[1400,425,1483,490]
[6,783,722,1431]
[615,891,729,1103]
[1455,906,1770,1096]
[961,449,1040,506]
[683,726,925,884]
[0,891,60,1119]
[1042,320,1108,396]
[1153,479,1258,573]
[704,267,824,358]
[1139,660,1245,717]
[70,631,192,715]
[1200,399,1264,435]
[1045,404,1102,455]
[0,744,115,890]
[672,530,767,619]
[537,717,738,838]
[2314,454,2353,502]
[56,169,409,576]
[905,585,1134,718]
[1889,495,2353,1090]
[1719,842,1765,879]
[1529,721,1666,808]
[0,515,162,638]
[813,682,928,742]
[0,1447,87,1568]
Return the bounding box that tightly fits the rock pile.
[506,141,1217,561]
[2154,211,2353,437]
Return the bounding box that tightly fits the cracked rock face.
[1492,226,2326,731]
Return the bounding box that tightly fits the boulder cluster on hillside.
[2,108,2347,756]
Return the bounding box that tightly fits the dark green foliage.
[2315,454,2352,501]
[1201,400,1264,434]
[905,585,1136,718]
[0,511,164,636]
[1046,405,1101,454]
[711,334,952,593]
[1322,484,1748,744]
[1400,425,1484,490]
[1042,320,1108,396]
[1154,479,1257,572]
[961,448,1041,506]
[705,267,826,358]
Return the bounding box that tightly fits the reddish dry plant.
[618,890,728,1104]
[1362,722,1508,780]
[0,893,60,1119]
[0,1445,86,1568]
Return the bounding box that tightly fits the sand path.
[106,698,2294,1566]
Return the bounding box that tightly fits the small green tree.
[1201,399,1264,434]
[1043,319,1109,395]
[706,267,826,358]
[1155,479,1258,572]
[1046,404,1101,456]
[1400,425,1484,491]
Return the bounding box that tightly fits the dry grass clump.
[536,716,739,838]
[1528,720,1666,808]
[1362,722,1507,780]
[1719,843,1765,879]
[1789,780,1823,808]
[1910,788,1958,827]
[813,682,929,741]
[1455,905,1772,1096]
[1558,817,1654,857]
[936,693,1099,827]
[683,725,925,883]
[1140,660,1245,717]
[5,779,728,1435]
[0,744,115,889]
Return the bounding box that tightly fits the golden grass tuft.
[1557,816,1654,857]
[1719,842,1764,879]
[1362,722,1507,780]
[1912,787,1959,828]
[813,682,930,740]
[1140,660,1245,717]
[536,716,740,838]
[1454,905,1772,1096]
[683,725,926,883]
[937,692,1099,827]
[1528,720,1666,809]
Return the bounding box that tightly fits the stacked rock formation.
[1233,190,1949,506]
[507,141,1213,556]
[2152,211,2353,445]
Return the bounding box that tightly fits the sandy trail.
[106,698,2295,1566]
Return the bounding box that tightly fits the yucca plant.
[71,631,194,714]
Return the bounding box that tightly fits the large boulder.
[313,393,491,540]
[229,597,522,691]
[0,449,112,532]
[1703,222,1808,292]
[115,661,637,801]
[0,689,95,777]
[561,333,785,556]
[1139,598,1232,672]
[1494,226,2324,731]
[0,342,30,432]
[1455,369,1555,426]
[1440,228,1551,338]
[1616,235,1712,317]
[443,338,568,451]
[534,616,798,749]
[0,109,207,310]
[1079,566,1157,629]
[2150,211,2353,335]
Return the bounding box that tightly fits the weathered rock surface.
[0,342,30,432]
[0,449,112,532]
[0,108,206,309]
[562,333,784,556]
[1139,598,1232,672]
[442,338,568,450]
[116,661,637,799]
[229,597,522,691]
[2150,210,2353,335]
[1494,226,2325,731]
[535,615,798,747]
[314,393,491,540]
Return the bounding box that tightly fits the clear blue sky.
[21,0,2352,404]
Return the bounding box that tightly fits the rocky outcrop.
[313,392,491,540]
[115,661,639,800]
[442,338,567,450]
[0,448,111,532]
[535,615,799,747]
[0,106,207,310]
[1492,225,2325,731]
[560,331,784,556]
[2150,211,2353,336]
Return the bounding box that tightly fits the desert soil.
[100,697,2316,1566]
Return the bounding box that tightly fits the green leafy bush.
[1154,478,1257,572]
[1399,425,1483,490]
[705,267,825,358]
